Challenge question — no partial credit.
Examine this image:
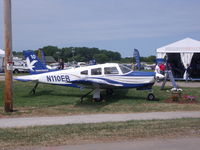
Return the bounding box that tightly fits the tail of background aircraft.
[37,49,46,66]
[23,50,49,74]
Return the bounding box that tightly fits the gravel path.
[0,111,200,128]
[22,137,200,150]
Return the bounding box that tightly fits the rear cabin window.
[91,68,102,75]
[104,67,119,74]
[81,70,88,75]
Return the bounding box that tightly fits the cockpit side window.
[81,70,88,75]
[91,68,102,75]
[119,65,131,74]
[104,67,119,75]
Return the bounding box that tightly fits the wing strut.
[80,89,95,103]
[29,82,39,95]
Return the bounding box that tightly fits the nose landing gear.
[147,93,155,101]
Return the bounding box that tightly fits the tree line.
[13,46,156,64]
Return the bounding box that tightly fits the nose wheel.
[147,93,155,101]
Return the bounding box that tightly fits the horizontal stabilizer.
[14,75,39,82]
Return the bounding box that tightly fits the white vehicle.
[13,65,29,73]
[13,57,29,73]
[77,62,87,67]
[15,51,164,102]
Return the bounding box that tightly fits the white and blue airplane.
[15,50,162,102]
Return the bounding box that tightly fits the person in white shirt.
[155,63,160,74]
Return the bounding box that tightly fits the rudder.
[23,50,48,74]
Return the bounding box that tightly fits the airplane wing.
[14,74,39,82]
[71,77,123,88]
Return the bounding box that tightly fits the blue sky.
[0,0,200,57]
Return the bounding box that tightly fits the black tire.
[106,89,113,96]
[13,69,19,74]
[147,93,155,101]
[93,98,102,102]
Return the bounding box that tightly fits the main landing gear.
[106,89,113,96]
[80,89,95,103]
[80,88,108,103]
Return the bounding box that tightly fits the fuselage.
[30,63,155,89]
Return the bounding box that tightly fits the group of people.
[155,62,192,81]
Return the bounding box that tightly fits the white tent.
[156,38,200,79]
[0,49,5,72]
[0,49,5,55]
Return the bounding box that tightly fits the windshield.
[119,64,132,74]
[104,67,119,75]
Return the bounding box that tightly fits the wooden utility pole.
[3,0,13,112]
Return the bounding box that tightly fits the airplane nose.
[155,73,165,82]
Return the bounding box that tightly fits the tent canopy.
[157,38,200,56]
[156,38,200,79]
[0,49,5,56]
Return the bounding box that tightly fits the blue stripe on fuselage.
[123,71,155,76]
[85,75,154,88]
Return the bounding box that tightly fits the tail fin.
[23,50,49,74]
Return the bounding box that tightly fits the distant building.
[45,56,57,65]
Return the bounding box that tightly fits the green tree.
[40,46,60,56]
[93,53,109,63]
[120,57,134,63]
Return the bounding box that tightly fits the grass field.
[0,81,200,117]
[0,118,200,148]
[0,81,200,149]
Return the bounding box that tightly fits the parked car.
[13,64,29,73]
[12,57,29,73]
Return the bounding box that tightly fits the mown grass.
[0,118,200,148]
[0,81,200,117]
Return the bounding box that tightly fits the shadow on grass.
[18,87,161,108]
[22,90,55,98]
[74,88,149,108]
[22,89,83,98]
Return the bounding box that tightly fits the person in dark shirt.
[59,58,64,69]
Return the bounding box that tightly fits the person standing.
[155,63,160,74]
[159,63,166,75]
[186,64,192,81]
[59,58,64,69]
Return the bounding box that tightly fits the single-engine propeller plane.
[15,50,163,102]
